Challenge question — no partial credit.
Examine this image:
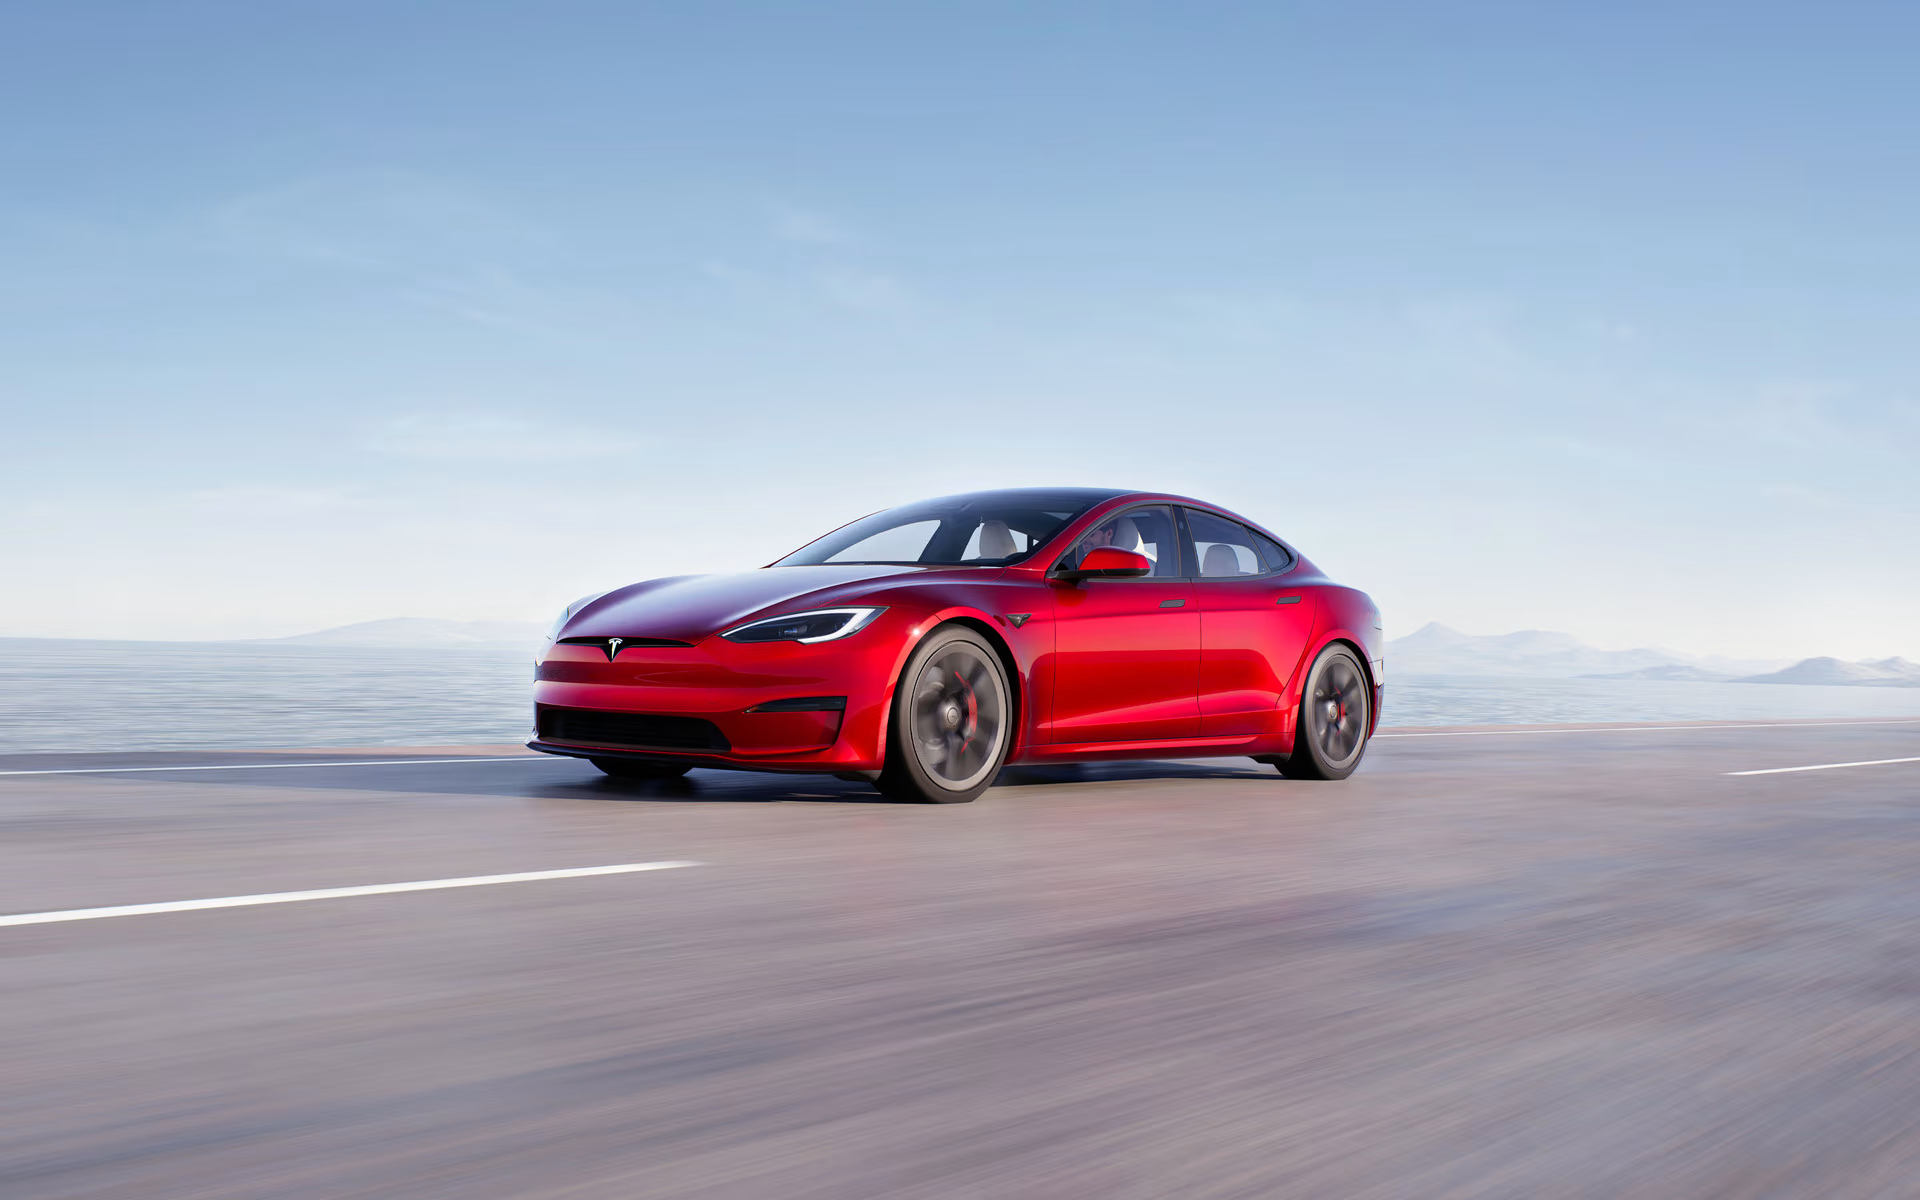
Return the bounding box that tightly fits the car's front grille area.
[537,706,731,752]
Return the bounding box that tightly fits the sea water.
[4,638,1920,755]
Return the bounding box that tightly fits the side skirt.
[1015,734,1286,764]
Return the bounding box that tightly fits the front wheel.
[877,625,1013,804]
[1278,645,1372,780]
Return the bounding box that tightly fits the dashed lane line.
[1376,718,1920,740]
[0,757,547,777]
[0,862,700,928]
[1725,756,1920,777]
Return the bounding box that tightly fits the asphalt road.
[4,719,1920,1199]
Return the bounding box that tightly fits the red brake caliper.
[957,670,977,752]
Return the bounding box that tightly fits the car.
[530,488,1383,803]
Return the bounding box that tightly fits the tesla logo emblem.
[603,637,624,661]
[1006,613,1031,628]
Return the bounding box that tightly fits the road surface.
[4,719,1919,1199]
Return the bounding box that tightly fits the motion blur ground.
[4,721,1920,1198]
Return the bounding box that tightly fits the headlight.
[721,606,886,645]
[547,593,605,642]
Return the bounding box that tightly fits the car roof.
[1087,491,1294,546]
[914,487,1245,522]
[921,486,1135,504]
[864,488,1301,563]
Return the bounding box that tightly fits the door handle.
[1274,595,1302,605]
[1160,599,1186,608]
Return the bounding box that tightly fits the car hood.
[560,565,936,644]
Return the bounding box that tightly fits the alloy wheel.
[1307,652,1369,771]
[908,643,1006,791]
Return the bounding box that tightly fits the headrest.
[1202,542,1244,577]
[1107,516,1142,554]
[976,520,1017,559]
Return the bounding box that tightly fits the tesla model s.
[531,488,1383,802]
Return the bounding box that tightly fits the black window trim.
[1248,526,1299,575]
[1177,506,1298,581]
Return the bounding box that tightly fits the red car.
[531,488,1383,803]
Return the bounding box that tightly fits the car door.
[1183,508,1319,737]
[1046,504,1200,743]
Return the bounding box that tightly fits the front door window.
[1056,506,1182,577]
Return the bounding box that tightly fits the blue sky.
[2,2,1916,658]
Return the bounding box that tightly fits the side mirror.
[1060,547,1153,580]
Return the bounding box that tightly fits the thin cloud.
[701,260,774,298]
[213,171,644,344]
[1580,318,1638,342]
[213,168,550,272]
[369,413,644,461]
[184,485,366,514]
[1174,292,1299,343]
[771,204,849,244]
[402,269,649,346]
[705,258,906,314]
[1760,482,1850,511]
[1405,298,1531,386]
[816,265,903,311]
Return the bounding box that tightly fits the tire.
[876,625,1014,804]
[1278,644,1372,781]
[592,758,691,780]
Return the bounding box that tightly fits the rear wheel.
[591,758,691,780]
[1278,645,1372,780]
[877,625,1013,804]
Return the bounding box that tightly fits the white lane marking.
[1376,718,1920,740]
[0,861,699,928]
[0,757,545,777]
[1726,756,1920,777]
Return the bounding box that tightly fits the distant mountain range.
[1388,623,1920,687]
[1734,656,1920,687]
[1387,623,1788,679]
[1581,664,1738,683]
[261,618,546,648]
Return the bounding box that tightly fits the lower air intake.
[537,706,731,752]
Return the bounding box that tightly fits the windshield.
[774,489,1115,567]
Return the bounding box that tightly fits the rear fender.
[1283,587,1384,738]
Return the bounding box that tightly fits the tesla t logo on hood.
[557,634,696,658]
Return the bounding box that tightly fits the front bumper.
[529,626,903,771]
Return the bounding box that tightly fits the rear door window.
[1184,509,1264,577]
[1247,529,1295,573]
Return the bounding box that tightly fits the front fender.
[896,602,1050,760]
